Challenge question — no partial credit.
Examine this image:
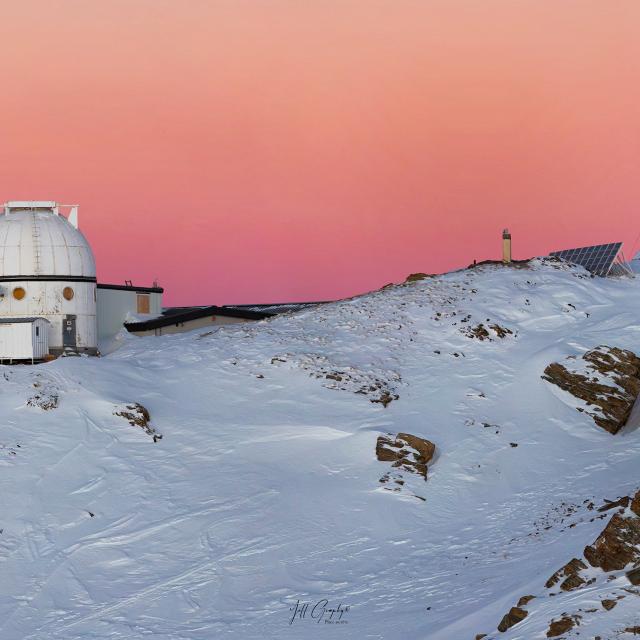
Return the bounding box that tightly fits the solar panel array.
[549,242,622,276]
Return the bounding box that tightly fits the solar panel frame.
[550,242,622,276]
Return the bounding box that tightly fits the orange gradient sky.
[1,0,639,305]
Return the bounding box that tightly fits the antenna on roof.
[68,206,79,228]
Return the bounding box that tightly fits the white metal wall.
[130,313,255,337]
[97,288,163,344]
[0,319,49,360]
[0,281,97,353]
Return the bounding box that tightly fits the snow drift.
[1,258,639,639]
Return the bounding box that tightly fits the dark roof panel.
[98,283,164,293]
[125,305,271,332]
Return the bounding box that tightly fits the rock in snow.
[0,258,639,639]
[542,345,640,433]
[489,489,640,636]
[376,432,436,478]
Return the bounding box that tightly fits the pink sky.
[1,1,639,305]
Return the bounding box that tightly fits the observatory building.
[0,201,164,360]
[0,201,98,355]
[0,199,320,360]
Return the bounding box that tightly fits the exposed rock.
[461,322,514,342]
[489,324,513,339]
[584,512,640,572]
[601,598,617,610]
[27,393,59,410]
[631,492,640,517]
[405,273,434,282]
[396,433,436,463]
[545,557,588,590]
[546,615,577,637]
[371,390,399,408]
[497,606,528,632]
[627,567,640,585]
[625,627,640,634]
[376,433,435,481]
[543,489,640,611]
[114,403,163,442]
[464,324,491,341]
[598,496,631,512]
[517,595,535,607]
[542,346,640,434]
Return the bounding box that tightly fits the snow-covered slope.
[1,259,639,639]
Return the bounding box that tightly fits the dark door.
[63,315,77,348]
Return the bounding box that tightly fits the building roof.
[0,317,50,324]
[98,283,164,293]
[124,305,272,332]
[0,204,95,278]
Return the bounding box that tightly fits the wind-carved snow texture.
[0,258,640,639]
[269,352,402,406]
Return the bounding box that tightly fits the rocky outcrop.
[542,346,640,434]
[545,557,588,591]
[601,599,617,610]
[377,433,435,500]
[488,491,640,638]
[376,433,435,479]
[114,403,163,442]
[627,567,640,585]
[546,614,578,637]
[545,489,640,589]
[583,512,640,572]
[489,324,513,339]
[497,606,528,632]
[461,323,514,341]
[405,273,434,282]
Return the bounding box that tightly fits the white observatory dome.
[0,202,95,277]
[0,201,98,356]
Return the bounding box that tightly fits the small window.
[63,286,74,300]
[35,326,39,336]
[12,287,25,300]
[137,294,150,314]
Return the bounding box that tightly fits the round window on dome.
[63,286,74,301]
[12,287,26,300]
